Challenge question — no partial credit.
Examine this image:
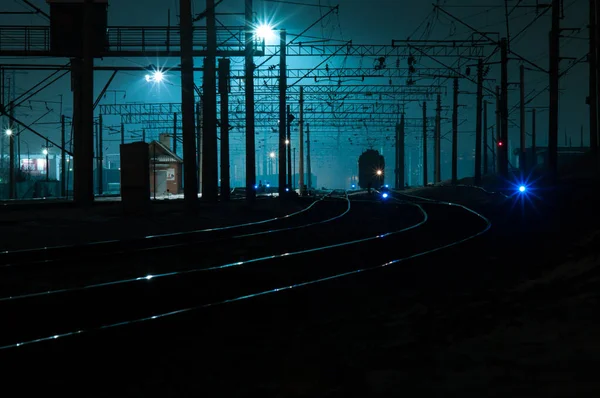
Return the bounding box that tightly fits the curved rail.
[0,192,335,265]
[0,192,491,350]
[0,191,352,301]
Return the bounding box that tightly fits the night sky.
[0,0,590,187]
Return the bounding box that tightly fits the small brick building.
[149,134,183,196]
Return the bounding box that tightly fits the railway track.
[1,191,489,351]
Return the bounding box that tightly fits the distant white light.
[5,129,13,136]
[285,139,290,145]
[382,193,389,198]
[145,74,151,82]
[255,24,275,41]
[42,148,48,155]
[146,275,153,280]
[376,169,383,176]
[269,151,276,158]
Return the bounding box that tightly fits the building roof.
[149,140,183,164]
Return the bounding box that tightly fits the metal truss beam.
[230,67,450,80]
[0,25,264,57]
[263,43,487,58]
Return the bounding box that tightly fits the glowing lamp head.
[269,152,276,158]
[153,71,164,82]
[376,169,383,176]
[256,24,275,41]
[382,193,389,198]
[498,141,504,147]
[285,139,290,145]
[5,129,13,136]
[518,185,526,193]
[42,149,48,155]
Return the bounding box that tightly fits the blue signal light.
[285,188,289,192]
[518,185,526,193]
[385,184,389,188]
[382,193,389,199]
[254,185,258,189]
[266,183,270,188]
[351,184,355,188]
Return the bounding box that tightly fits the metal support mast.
[181,0,200,203]
[219,58,231,201]
[244,0,256,201]
[589,0,598,155]
[532,108,537,168]
[98,114,103,195]
[61,114,67,196]
[548,0,560,181]
[278,29,287,196]
[422,101,427,186]
[452,77,459,184]
[483,100,488,175]
[287,104,292,189]
[475,58,483,185]
[397,113,405,189]
[73,0,95,205]
[499,37,509,177]
[298,86,305,195]
[434,94,441,183]
[520,64,526,173]
[306,122,311,191]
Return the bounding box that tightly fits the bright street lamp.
[255,24,275,41]
[269,151,276,159]
[5,128,13,136]
[376,169,383,176]
[145,70,165,83]
[42,148,48,155]
[285,139,290,145]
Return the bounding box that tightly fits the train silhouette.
[358,149,385,189]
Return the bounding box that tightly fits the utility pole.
[475,58,483,185]
[532,108,537,169]
[306,122,312,191]
[98,114,103,195]
[520,64,526,174]
[483,100,488,175]
[278,29,287,196]
[452,77,459,184]
[287,105,293,189]
[244,0,256,201]
[499,37,509,178]
[422,101,427,186]
[548,0,560,182]
[120,122,124,145]
[142,128,146,142]
[61,114,66,197]
[434,94,441,183]
[298,86,305,195]
[199,0,215,202]
[218,58,231,201]
[589,0,598,155]
[173,112,177,154]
